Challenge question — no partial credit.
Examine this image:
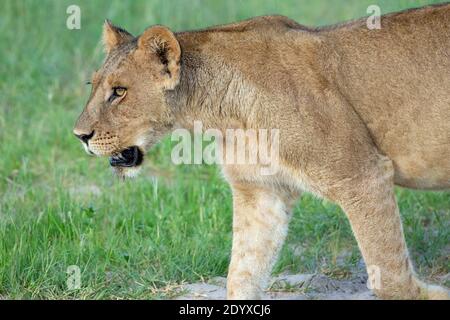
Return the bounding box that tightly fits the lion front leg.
[338,156,449,300]
[226,184,296,299]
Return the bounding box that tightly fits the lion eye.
[113,87,126,97]
[108,87,127,103]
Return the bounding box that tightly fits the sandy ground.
[175,273,376,300]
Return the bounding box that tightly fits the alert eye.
[113,87,126,97]
[108,87,127,103]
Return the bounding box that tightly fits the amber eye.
[113,87,126,97]
[108,87,127,103]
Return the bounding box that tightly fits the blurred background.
[0,0,448,299]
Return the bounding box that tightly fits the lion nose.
[74,130,95,144]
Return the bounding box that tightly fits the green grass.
[0,0,448,299]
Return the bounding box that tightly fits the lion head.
[73,21,181,177]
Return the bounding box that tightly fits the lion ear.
[137,25,181,90]
[102,20,134,53]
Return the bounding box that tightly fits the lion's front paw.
[416,279,450,300]
[374,277,449,300]
[421,284,450,300]
[227,278,263,300]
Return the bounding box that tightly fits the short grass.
[0,0,448,299]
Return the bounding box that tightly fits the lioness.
[73,3,450,299]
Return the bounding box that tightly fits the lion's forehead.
[102,40,138,72]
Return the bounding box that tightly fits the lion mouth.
[109,146,143,168]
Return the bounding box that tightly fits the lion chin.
[111,166,142,179]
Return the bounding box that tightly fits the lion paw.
[416,280,450,300]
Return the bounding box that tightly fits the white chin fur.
[111,166,142,179]
[82,143,93,155]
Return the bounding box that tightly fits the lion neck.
[165,34,262,133]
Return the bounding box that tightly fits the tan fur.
[74,4,450,299]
